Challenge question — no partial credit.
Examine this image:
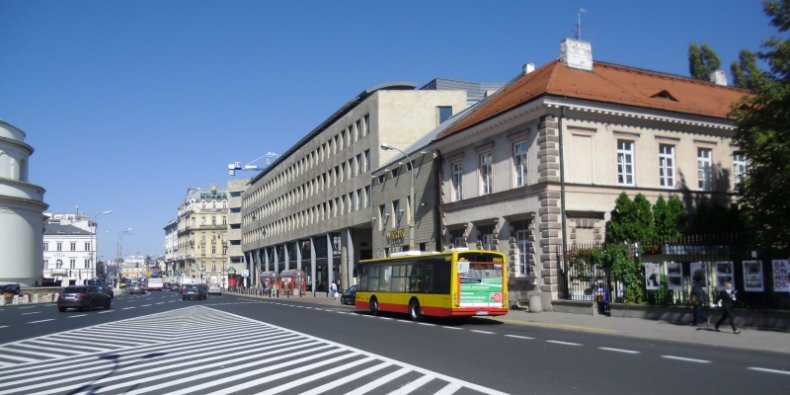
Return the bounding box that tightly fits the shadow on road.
[65,351,168,395]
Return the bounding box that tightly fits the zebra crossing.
[0,305,508,394]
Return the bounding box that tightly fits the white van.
[146,277,164,291]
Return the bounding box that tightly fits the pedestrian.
[330,281,337,299]
[690,276,708,326]
[713,281,740,334]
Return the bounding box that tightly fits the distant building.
[0,120,48,287]
[173,184,228,284]
[43,214,97,285]
[163,219,178,278]
[226,178,249,283]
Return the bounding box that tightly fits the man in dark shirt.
[713,281,740,334]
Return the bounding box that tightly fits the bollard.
[32,294,40,304]
[23,294,30,304]
[12,295,20,305]
[528,294,543,313]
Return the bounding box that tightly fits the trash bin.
[528,294,543,313]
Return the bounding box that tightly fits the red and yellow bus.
[355,250,508,319]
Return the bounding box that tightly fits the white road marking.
[123,307,136,310]
[598,347,640,354]
[297,361,391,395]
[26,319,54,324]
[141,304,152,307]
[505,334,534,340]
[546,340,582,346]
[661,355,710,364]
[67,314,87,319]
[470,330,495,335]
[387,373,436,395]
[435,382,463,395]
[0,325,8,329]
[747,367,790,376]
[418,322,436,327]
[98,310,113,314]
[442,326,463,330]
[21,312,41,315]
[156,302,165,305]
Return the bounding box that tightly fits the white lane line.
[470,330,495,335]
[418,322,436,327]
[27,319,54,324]
[98,310,113,314]
[442,326,463,330]
[67,314,87,319]
[546,340,582,346]
[505,334,534,340]
[123,307,136,310]
[747,367,790,376]
[21,312,41,315]
[0,325,8,329]
[156,302,165,305]
[377,316,393,320]
[18,306,35,309]
[598,347,640,354]
[661,355,710,364]
[141,304,152,307]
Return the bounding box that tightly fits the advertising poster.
[715,261,734,291]
[689,262,708,289]
[773,260,790,293]
[742,260,764,292]
[458,261,504,308]
[643,262,660,290]
[666,261,683,290]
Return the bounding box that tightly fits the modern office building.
[242,80,499,292]
[431,39,749,306]
[226,178,249,282]
[173,185,228,284]
[0,120,48,287]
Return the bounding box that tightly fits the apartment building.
[173,185,228,284]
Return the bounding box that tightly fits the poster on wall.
[644,262,661,290]
[689,262,708,290]
[742,260,764,292]
[715,261,734,291]
[773,259,790,293]
[666,261,683,290]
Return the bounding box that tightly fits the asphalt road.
[0,293,787,394]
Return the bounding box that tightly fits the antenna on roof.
[576,8,587,40]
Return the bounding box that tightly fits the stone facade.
[174,185,228,284]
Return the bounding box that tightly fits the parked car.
[181,284,207,300]
[57,286,111,312]
[208,284,222,296]
[128,282,146,295]
[340,285,357,305]
[170,283,181,292]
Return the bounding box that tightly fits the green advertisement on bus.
[457,261,504,307]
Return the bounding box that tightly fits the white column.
[284,243,290,271]
[345,228,354,288]
[273,246,279,273]
[310,237,316,294]
[326,233,334,292]
[295,241,302,272]
[264,247,270,272]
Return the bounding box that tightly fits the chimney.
[523,63,535,75]
[559,38,593,71]
[710,70,728,86]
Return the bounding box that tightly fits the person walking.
[713,281,740,334]
[329,281,338,299]
[690,277,708,326]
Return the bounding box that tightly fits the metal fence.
[558,234,790,310]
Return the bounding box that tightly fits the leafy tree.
[653,196,686,241]
[607,192,655,244]
[731,49,768,89]
[605,243,644,304]
[688,43,722,81]
[732,0,790,255]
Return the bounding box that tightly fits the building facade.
[173,185,228,284]
[163,219,178,279]
[42,212,102,285]
[432,39,748,306]
[242,81,489,292]
[0,120,48,287]
[226,178,249,282]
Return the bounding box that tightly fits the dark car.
[181,284,207,300]
[128,282,146,295]
[340,285,357,305]
[87,280,114,299]
[1,284,21,296]
[57,286,111,312]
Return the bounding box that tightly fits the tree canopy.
[688,43,721,81]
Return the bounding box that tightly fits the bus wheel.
[409,299,421,321]
[369,297,379,315]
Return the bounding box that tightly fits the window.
[222,216,227,225]
[84,259,91,269]
[481,233,495,251]
[69,259,76,269]
[70,242,76,252]
[479,152,493,195]
[365,185,371,208]
[617,140,635,186]
[43,259,48,267]
[451,162,463,201]
[56,259,63,269]
[392,200,401,228]
[364,149,370,172]
[378,204,386,231]
[733,152,747,184]
[697,148,712,190]
[517,230,530,277]
[513,141,528,187]
[212,216,216,225]
[658,144,675,188]
[43,242,48,251]
[438,106,453,124]
[84,242,91,251]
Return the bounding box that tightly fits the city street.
[0,293,787,394]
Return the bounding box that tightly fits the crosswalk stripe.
[296,361,392,395]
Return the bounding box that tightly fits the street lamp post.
[380,143,416,251]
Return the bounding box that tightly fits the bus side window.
[409,263,422,292]
[433,259,451,294]
[369,266,380,291]
[358,266,367,291]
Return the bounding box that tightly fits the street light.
[380,143,416,251]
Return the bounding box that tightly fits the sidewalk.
[229,291,789,355]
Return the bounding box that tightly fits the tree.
[688,43,721,81]
[732,0,790,255]
[731,49,768,90]
[607,192,655,244]
[653,196,686,241]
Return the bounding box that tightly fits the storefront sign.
[386,228,405,241]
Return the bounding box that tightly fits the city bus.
[355,250,508,319]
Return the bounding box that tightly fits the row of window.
[244,114,371,208]
[45,259,92,269]
[376,197,412,231]
[243,185,373,244]
[450,140,529,201]
[43,242,91,252]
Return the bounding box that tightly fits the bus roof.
[359,249,505,264]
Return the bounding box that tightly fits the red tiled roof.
[437,60,750,140]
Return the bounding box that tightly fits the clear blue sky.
[0,0,776,260]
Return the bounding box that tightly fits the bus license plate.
[475,311,489,316]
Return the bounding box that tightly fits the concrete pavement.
[229,290,790,355]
